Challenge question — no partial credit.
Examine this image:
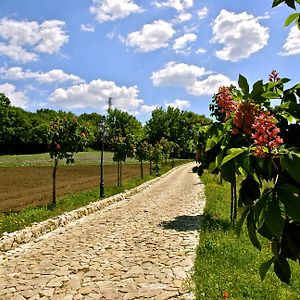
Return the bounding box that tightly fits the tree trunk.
[150,161,152,175]
[51,158,59,209]
[172,157,175,168]
[117,161,120,187]
[140,159,144,179]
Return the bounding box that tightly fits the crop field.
[0,152,149,213]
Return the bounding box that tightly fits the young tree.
[48,117,89,208]
[106,108,143,186]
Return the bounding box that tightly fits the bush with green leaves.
[195,71,300,284]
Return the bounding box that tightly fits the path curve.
[0,163,205,300]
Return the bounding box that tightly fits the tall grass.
[194,171,300,300]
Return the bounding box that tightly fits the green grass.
[0,151,139,167]
[0,162,185,236]
[194,172,300,300]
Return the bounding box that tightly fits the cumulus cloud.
[211,10,269,62]
[279,25,300,56]
[90,0,143,23]
[151,61,235,96]
[81,24,95,32]
[0,83,28,109]
[175,11,192,23]
[186,74,235,96]
[166,99,190,109]
[49,79,145,114]
[152,0,193,11]
[0,18,68,63]
[173,33,197,54]
[126,20,175,52]
[198,6,208,19]
[151,61,206,86]
[0,67,83,84]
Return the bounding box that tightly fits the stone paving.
[0,163,205,300]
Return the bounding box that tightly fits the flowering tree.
[195,71,300,283]
[48,117,89,208]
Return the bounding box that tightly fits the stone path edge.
[0,163,192,252]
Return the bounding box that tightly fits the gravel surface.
[0,162,205,300]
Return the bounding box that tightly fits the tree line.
[0,92,210,158]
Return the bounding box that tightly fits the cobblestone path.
[0,163,205,300]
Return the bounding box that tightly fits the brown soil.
[0,164,148,213]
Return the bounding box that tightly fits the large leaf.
[221,148,246,166]
[250,80,264,99]
[272,0,285,7]
[247,210,262,251]
[260,257,275,281]
[238,74,249,96]
[281,154,300,184]
[236,207,250,237]
[274,256,291,284]
[262,91,281,99]
[285,0,296,9]
[285,13,300,27]
[278,189,300,222]
[221,159,236,184]
[265,192,285,238]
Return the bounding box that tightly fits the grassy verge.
[0,161,186,236]
[194,171,300,300]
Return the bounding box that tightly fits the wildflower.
[232,102,258,135]
[251,111,283,157]
[215,86,238,121]
[223,291,230,299]
[269,70,280,82]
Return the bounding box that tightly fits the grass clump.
[194,171,300,300]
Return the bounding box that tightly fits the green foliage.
[194,172,300,300]
[195,72,300,283]
[48,117,90,207]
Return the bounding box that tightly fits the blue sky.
[0,0,299,122]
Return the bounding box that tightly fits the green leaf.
[262,92,281,99]
[236,207,250,237]
[221,148,246,166]
[265,192,285,238]
[238,74,249,96]
[260,257,275,281]
[272,0,285,7]
[221,159,236,184]
[285,13,300,27]
[274,256,291,284]
[278,189,300,222]
[251,80,264,98]
[281,154,300,184]
[285,0,296,9]
[247,210,261,251]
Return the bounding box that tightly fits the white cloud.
[0,18,68,63]
[90,0,143,23]
[81,24,95,32]
[0,43,38,63]
[196,47,206,54]
[211,10,269,62]
[126,20,175,52]
[279,25,300,56]
[49,79,145,113]
[0,83,28,109]
[152,61,235,96]
[174,11,192,23]
[186,74,235,96]
[0,67,83,84]
[166,99,190,109]
[151,61,206,86]
[198,6,208,19]
[152,0,193,11]
[173,33,197,54]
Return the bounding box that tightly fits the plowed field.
[0,164,148,213]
